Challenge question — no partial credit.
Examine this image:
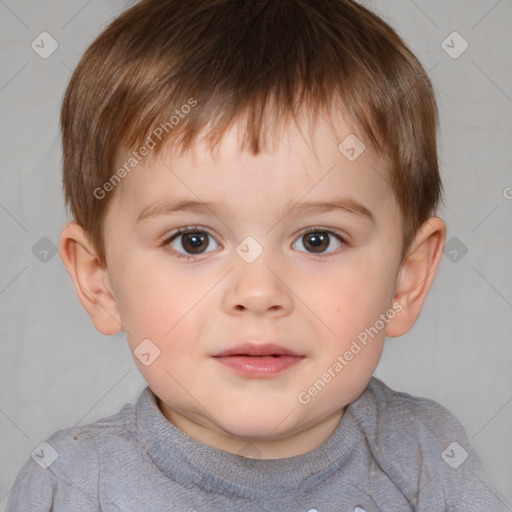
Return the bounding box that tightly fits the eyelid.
[296,225,347,239]
[292,226,347,256]
[161,225,349,260]
[295,226,348,245]
[164,226,218,246]
[162,226,222,259]
[162,226,347,242]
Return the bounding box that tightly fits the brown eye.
[181,232,209,253]
[168,229,219,256]
[303,232,329,253]
[293,230,344,255]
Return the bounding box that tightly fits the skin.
[60,112,446,459]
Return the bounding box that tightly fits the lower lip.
[213,355,303,378]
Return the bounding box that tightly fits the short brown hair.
[61,0,442,263]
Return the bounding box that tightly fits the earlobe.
[59,222,123,335]
[386,217,447,338]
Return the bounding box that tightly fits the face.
[102,113,405,457]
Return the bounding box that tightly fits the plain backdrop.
[0,0,511,508]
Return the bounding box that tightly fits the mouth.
[212,343,304,378]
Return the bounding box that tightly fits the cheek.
[110,255,201,348]
[305,257,397,336]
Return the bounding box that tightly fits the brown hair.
[61,0,442,263]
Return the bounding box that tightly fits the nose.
[222,251,293,317]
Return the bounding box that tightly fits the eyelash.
[161,226,347,262]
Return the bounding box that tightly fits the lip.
[212,343,304,378]
[214,343,302,358]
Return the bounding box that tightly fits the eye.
[292,229,344,255]
[165,227,220,256]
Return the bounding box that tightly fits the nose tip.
[223,253,293,317]
[230,277,287,315]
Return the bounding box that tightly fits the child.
[7,0,510,510]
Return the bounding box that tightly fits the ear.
[386,217,446,337]
[59,222,123,335]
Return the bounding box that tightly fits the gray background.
[0,0,511,508]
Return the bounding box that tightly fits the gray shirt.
[6,377,511,511]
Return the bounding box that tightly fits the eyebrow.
[136,197,374,224]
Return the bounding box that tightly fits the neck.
[157,400,345,459]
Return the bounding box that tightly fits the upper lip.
[213,343,303,357]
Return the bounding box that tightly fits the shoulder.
[6,394,140,511]
[349,377,469,455]
[349,378,510,510]
[363,376,464,436]
[45,398,137,476]
[360,377,475,460]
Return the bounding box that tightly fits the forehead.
[109,112,396,225]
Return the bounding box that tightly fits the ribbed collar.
[135,380,377,499]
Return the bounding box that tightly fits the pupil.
[183,232,207,253]
[304,232,329,253]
